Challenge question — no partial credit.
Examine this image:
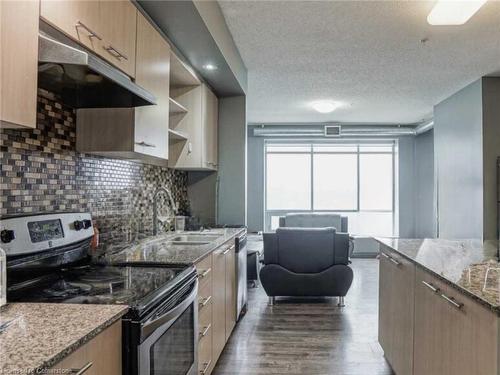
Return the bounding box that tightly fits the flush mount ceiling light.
[427,0,487,25]
[203,64,218,71]
[311,100,341,113]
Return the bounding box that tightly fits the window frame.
[263,140,397,235]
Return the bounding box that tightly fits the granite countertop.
[375,237,500,313]
[0,303,128,373]
[102,228,246,265]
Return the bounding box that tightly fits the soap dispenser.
[0,247,6,307]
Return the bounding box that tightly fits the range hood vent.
[37,23,156,108]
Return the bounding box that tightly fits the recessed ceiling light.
[203,64,218,71]
[311,100,341,113]
[427,0,487,25]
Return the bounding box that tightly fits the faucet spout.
[153,186,178,235]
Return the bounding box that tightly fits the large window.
[265,142,396,236]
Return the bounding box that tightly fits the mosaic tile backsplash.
[0,90,190,247]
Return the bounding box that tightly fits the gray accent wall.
[414,130,436,238]
[217,96,247,226]
[434,78,500,241]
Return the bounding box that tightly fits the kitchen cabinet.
[169,82,218,171]
[194,241,237,375]
[41,0,137,77]
[99,0,137,77]
[40,0,101,53]
[378,246,415,375]
[203,85,219,170]
[50,320,122,375]
[76,11,170,166]
[224,244,237,339]
[414,268,498,375]
[0,0,39,129]
[197,255,214,375]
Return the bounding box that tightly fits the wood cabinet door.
[224,244,236,340]
[41,0,101,53]
[378,250,393,363]
[1,0,39,129]
[378,247,415,375]
[211,248,227,364]
[415,269,498,375]
[134,12,170,160]
[202,85,218,170]
[99,0,137,77]
[51,320,122,375]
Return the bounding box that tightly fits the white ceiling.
[218,0,500,125]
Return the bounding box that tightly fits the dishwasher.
[235,232,248,320]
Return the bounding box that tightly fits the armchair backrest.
[263,227,349,273]
[279,213,348,232]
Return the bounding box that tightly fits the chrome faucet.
[152,186,178,235]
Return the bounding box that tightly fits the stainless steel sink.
[170,234,219,243]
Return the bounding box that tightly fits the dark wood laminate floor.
[213,259,393,375]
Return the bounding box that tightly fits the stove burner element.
[41,280,91,300]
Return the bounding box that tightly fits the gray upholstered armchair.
[260,227,353,306]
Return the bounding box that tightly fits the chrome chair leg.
[338,296,345,307]
[269,296,275,306]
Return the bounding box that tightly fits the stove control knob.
[83,219,92,229]
[0,229,15,243]
[73,220,84,231]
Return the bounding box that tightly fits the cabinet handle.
[421,280,439,293]
[440,293,464,310]
[222,247,231,255]
[75,21,102,40]
[380,252,400,266]
[199,323,212,338]
[198,268,211,279]
[200,360,212,374]
[199,295,212,309]
[135,141,156,148]
[104,44,128,61]
[71,362,93,375]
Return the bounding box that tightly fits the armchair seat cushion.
[260,264,353,297]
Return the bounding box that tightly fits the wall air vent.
[324,125,341,137]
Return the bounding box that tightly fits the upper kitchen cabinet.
[99,0,137,77]
[76,12,170,166]
[40,0,137,77]
[40,0,102,54]
[0,0,39,129]
[169,76,219,171]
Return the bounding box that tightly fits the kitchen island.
[376,238,500,375]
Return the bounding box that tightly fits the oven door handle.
[141,279,198,341]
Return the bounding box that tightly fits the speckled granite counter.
[0,303,128,373]
[376,238,500,313]
[102,228,246,265]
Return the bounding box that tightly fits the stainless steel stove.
[2,212,198,375]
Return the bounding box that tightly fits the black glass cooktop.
[7,264,193,313]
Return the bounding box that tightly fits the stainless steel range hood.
[37,23,156,108]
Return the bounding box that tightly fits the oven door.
[138,279,198,375]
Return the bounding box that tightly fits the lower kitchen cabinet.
[195,241,237,375]
[50,320,122,375]
[414,268,498,375]
[378,246,415,375]
[379,245,500,375]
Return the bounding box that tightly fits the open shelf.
[169,97,188,115]
[168,128,189,142]
[170,52,201,88]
